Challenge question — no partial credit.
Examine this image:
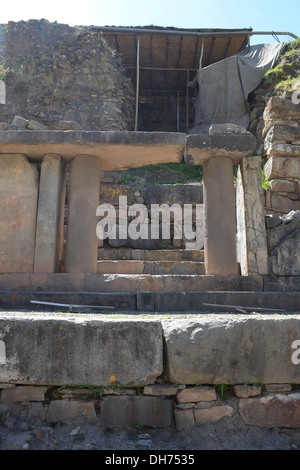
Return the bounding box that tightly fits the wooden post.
[177,92,180,131]
[135,36,140,131]
[186,69,189,131]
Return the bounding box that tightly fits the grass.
[120,162,203,186]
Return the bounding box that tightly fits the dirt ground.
[1,412,300,451]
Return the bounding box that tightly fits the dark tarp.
[189,42,286,134]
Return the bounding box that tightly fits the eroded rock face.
[266,210,300,275]
[0,19,134,130]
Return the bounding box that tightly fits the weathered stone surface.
[267,211,300,275]
[265,143,300,158]
[194,405,234,425]
[1,386,49,402]
[234,385,261,398]
[269,179,295,193]
[236,156,268,275]
[265,384,291,393]
[143,384,178,396]
[209,123,250,135]
[162,317,300,385]
[34,154,65,273]
[143,184,203,205]
[238,393,300,428]
[264,156,300,180]
[269,193,300,213]
[177,386,217,403]
[0,130,185,171]
[65,154,101,273]
[174,408,195,430]
[0,315,163,386]
[100,396,174,427]
[185,133,257,165]
[203,156,238,275]
[47,400,97,424]
[0,154,39,273]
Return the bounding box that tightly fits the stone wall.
[1,314,300,431]
[0,19,134,131]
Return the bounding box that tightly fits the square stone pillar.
[34,154,66,273]
[65,154,101,273]
[236,156,268,275]
[186,132,257,276]
[0,154,39,273]
[203,156,238,275]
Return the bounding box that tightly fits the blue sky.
[1,0,299,45]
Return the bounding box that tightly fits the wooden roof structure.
[90,26,252,130]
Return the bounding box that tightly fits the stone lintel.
[185,134,257,165]
[0,131,186,171]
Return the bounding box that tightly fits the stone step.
[97,260,205,275]
[98,248,204,262]
[1,290,299,313]
[86,273,263,293]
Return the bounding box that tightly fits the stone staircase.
[1,249,299,313]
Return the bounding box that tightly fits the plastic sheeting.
[189,42,286,134]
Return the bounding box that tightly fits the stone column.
[34,154,65,273]
[65,154,101,273]
[203,156,238,276]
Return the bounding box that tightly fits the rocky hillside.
[0,19,135,131]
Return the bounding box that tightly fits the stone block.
[0,315,163,386]
[270,193,300,213]
[265,384,291,393]
[0,154,39,273]
[264,156,300,180]
[143,184,203,205]
[194,405,234,425]
[238,393,300,428]
[236,156,268,275]
[1,386,49,402]
[269,179,295,193]
[100,396,174,427]
[174,408,195,430]
[143,384,178,396]
[162,317,300,385]
[46,400,97,423]
[34,154,65,273]
[177,386,217,403]
[233,385,261,398]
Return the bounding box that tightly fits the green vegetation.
[263,38,300,91]
[0,64,9,81]
[120,162,203,186]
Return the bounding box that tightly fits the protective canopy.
[189,42,286,134]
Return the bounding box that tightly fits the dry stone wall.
[0,19,134,131]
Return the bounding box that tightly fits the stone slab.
[0,131,186,171]
[34,154,65,273]
[86,274,263,293]
[162,316,300,384]
[264,155,300,180]
[236,156,268,275]
[238,393,300,428]
[99,395,174,427]
[97,260,205,275]
[185,134,256,165]
[98,248,204,262]
[0,154,39,273]
[0,315,163,386]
